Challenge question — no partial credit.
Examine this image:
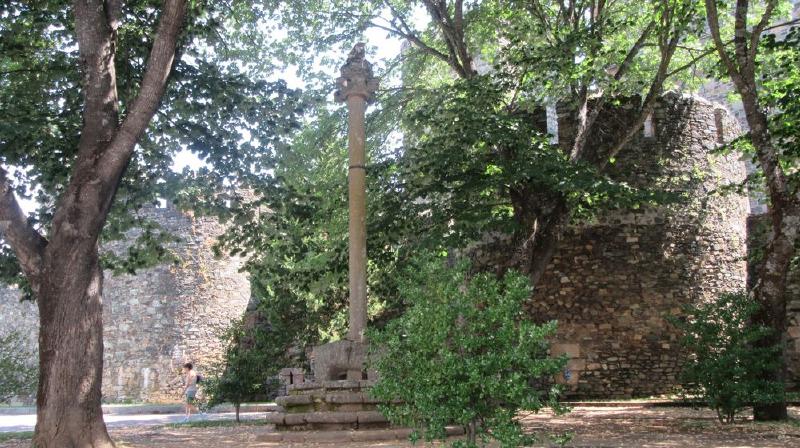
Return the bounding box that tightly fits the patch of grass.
[164,419,266,429]
[0,431,34,442]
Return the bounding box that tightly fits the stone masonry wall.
[527,94,751,397]
[0,204,250,403]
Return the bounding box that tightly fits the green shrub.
[0,331,37,404]
[369,255,566,447]
[204,321,284,421]
[672,291,785,423]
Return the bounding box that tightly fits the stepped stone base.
[269,379,390,430]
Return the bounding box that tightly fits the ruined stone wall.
[528,94,751,397]
[0,204,250,403]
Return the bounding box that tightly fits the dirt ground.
[2,405,799,447]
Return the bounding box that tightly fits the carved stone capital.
[334,43,379,103]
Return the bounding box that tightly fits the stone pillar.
[335,43,378,345]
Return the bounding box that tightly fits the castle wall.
[528,94,751,397]
[0,205,250,403]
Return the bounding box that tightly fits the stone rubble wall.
[0,204,250,403]
[527,94,752,397]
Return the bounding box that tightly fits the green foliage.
[672,292,785,423]
[217,1,690,353]
[0,1,304,286]
[0,332,37,403]
[368,255,566,447]
[762,26,800,199]
[204,321,284,421]
[401,75,670,247]
[214,100,420,346]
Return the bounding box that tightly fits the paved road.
[0,411,264,433]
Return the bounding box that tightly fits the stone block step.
[288,379,376,393]
[277,391,382,407]
[266,410,387,427]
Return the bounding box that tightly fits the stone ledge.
[276,394,313,407]
[326,392,365,404]
[287,379,377,393]
[305,411,359,424]
[356,410,387,424]
[269,410,389,427]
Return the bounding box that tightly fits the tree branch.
[99,0,187,181]
[603,0,688,166]
[734,0,751,68]
[368,20,451,65]
[569,18,656,161]
[378,1,460,72]
[604,37,676,165]
[0,167,47,285]
[750,0,779,63]
[704,0,741,84]
[104,0,122,32]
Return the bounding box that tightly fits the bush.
[369,255,566,447]
[0,331,37,404]
[672,292,785,423]
[204,321,285,421]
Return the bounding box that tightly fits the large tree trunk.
[750,205,798,421]
[0,1,185,445]
[751,220,796,421]
[703,0,795,419]
[34,248,113,447]
[741,91,796,422]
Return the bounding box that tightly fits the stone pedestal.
[268,340,386,430]
[267,379,389,430]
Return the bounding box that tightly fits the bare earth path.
[1,405,798,447]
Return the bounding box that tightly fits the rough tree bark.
[0,1,187,446]
[705,0,798,421]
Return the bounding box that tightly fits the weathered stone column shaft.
[334,43,378,345]
[346,94,368,343]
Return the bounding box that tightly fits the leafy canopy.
[0,0,305,289]
[215,0,705,348]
